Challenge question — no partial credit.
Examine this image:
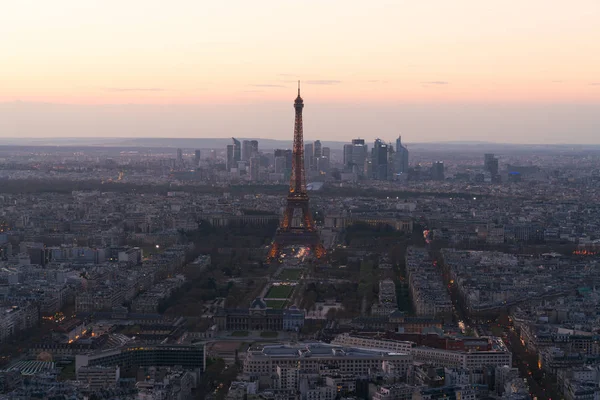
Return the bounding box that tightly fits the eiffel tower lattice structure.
[267,82,326,262]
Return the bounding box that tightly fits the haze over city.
[2,0,599,143]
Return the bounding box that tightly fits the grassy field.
[265,300,288,309]
[231,331,249,337]
[260,331,279,338]
[265,285,294,299]
[279,269,303,281]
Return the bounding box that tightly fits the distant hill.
[1,137,600,153]
[0,137,344,150]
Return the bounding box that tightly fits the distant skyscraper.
[432,161,445,181]
[176,148,183,164]
[372,139,388,180]
[387,143,395,180]
[313,140,322,158]
[241,140,258,161]
[274,149,293,173]
[322,147,330,159]
[343,144,353,168]
[194,150,201,165]
[395,136,409,175]
[484,153,499,176]
[249,157,260,181]
[274,156,286,174]
[350,139,368,176]
[232,138,241,164]
[304,143,314,172]
[226,145,234,171]
[242,140,252,161]
[210,149,217,160]
[312,140,321,171]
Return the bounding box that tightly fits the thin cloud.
[105,88,165,92]
[242,90,264,93]
[551,80,564,83]
[589,82,600,86]
[421,81,449,85]
[278,74,296,77]
[306,80,342,85]
[250,84,286,88]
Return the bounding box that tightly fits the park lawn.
[260,331,279,338]
[265,285,294,299]
[265,300,288,309]
[279,269,303,281]
[231,331,249,337]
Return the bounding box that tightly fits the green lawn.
[265,300,288,309]
[231,331,249,337]
[279,269,303,281]
[260,331,279,338]
[265,285,294,299]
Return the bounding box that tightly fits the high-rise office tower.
[176,148,183,164]
[242,140,252,161]
[372,139,388,180]
[304,143,314,172]
[274,149,293,173]
[395,136,409,175]
[242,140,258,161]
[274,156,286,174]
[484,153,499,176]
[313,140,322,158]
[351,139,368,176]
[249,157,260,181]
[312,140,321,171]
[387,143,395,180]
[322,147,330,159]
[226,145,234,171]
[343,144,353,168]
[232,138,241,164]
[210,149,217,160]
[194,150,201,165]
[432,161,445,181]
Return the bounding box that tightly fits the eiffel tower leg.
[314,242,326,259]
[300,203,315,230]
[282,206,294,230]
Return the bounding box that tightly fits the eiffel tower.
[267,82,325,262]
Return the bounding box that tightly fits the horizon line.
[1,137,600,147]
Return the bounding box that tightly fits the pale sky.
[1,0,599,143]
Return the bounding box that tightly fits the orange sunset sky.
[1,0,599,143]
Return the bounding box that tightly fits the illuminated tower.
[267,82,325,262]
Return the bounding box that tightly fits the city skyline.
[3,2,600,398]
[2,1,599,143]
